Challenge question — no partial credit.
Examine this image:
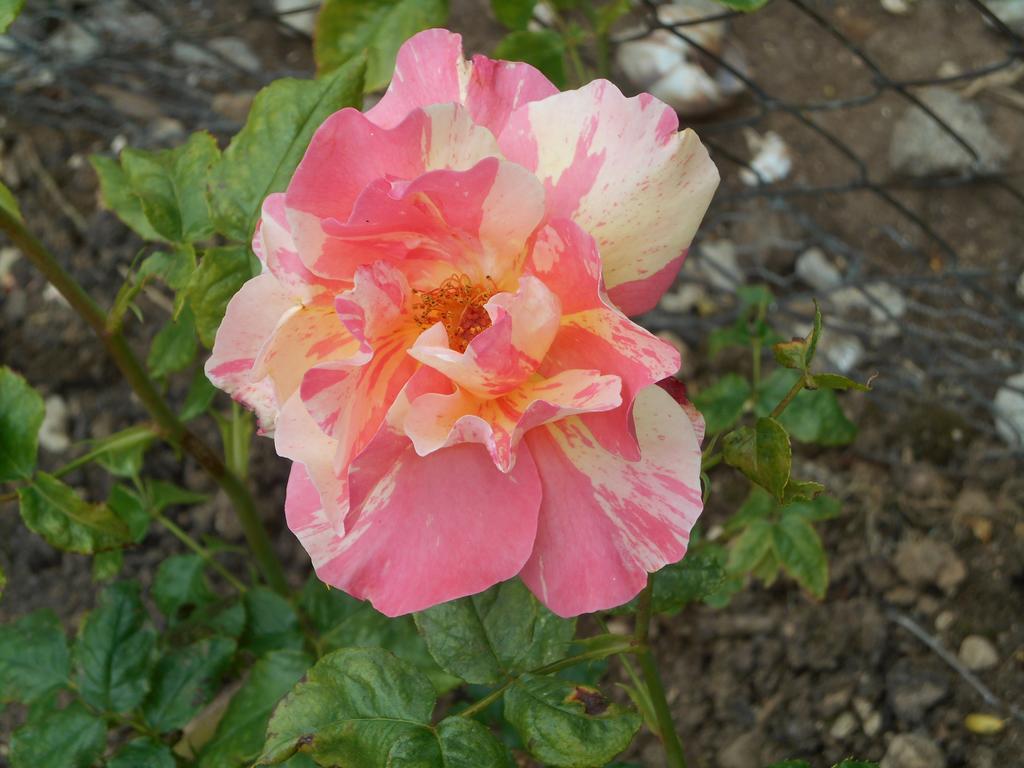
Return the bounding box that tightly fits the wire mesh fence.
[2,0,1023,458]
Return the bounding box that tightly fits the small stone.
[208,37,261,73]
[274,0,318,34]
[887,659,949,722]
[821,687,853,718]
[717,729,762,768]
[881,733,946,768]
[698,239,743,291]
[894,536,967,593]
[916,595,940,615]
[796,247,843,291]
[994,371,1024,446]
[740,129,792,186]
[852,697,873,720]
[890,87,1009,176]
[830,712,858,740]
[885,586,918,606]
[863,711,883,737]
[959,635,999,671]
[659,282,707,313]
[934,610,955,632]
[212,92,255,124]
[880,0,914,14]
[817,331,865,374]
[38,395,71,453]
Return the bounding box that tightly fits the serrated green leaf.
[153,554,216,621]
[143,637,236,732]
[783,493,841,522]
[9,701,106,768]
[243,587,304,655]
[415,579,575,685]
[722,416,791,500]
[197,649,312,768]
[494,29,567,88]
[90,154,165,241]
[187,245,260,347]
[92,549,123,582]
[692,373,751,434]
[726,518,774,575]
[0,610,70,704]
[757,369,856,445]
[315,0,445,92]
[491,0,534,29]
[107,738,176,768]
[148,305,198,378]
[91,424,155,478]
[19,473,132,553]
[0,366,45,482]
[388,716,515,767]
[108,484,150,542]
[810,372,871,392]
[650,550,727,614]
[121,131,219,243]
[209,55,366,241]
[781,479,825,504]
[504,674,641,768]
[299,578,458,693]
[773,515,828,598]
[0,178,22,219]
[73,580,156,713]
[258,647,436,764]
[139,244,197,290]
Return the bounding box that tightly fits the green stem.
[0,207,288,594]
[635,576,689,768]
[769,373,807,419]
[154,511,247,593]
[458,637,639,720]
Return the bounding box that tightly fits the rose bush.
[206,29,719,618]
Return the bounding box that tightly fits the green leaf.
[806,301,823,364]
[143,637,236,732]
[493,29,567,88]
[197,649,312,768]
[649,550,727,614]
[784,494,841,523]
[8,702,106,768]
[181,366,218,420]
[88,424,155,478]
[315,0,446,92]
[726,518,774,574]
[144,478,208,513]
[764,762,811,768]
[723,487,775,536]
[258,647,436,765]
[108,739,176,768]
[152,554,216,621]
[90,154,165,241]
[19,473,132,553]
[243,587,304,654]
[780,479,825,504]
[388,716,515,767]
[0,178,22,219]
[92,549,124,582]
[73,580,156,712]
[414,579,575,685]
[139,244,198,317]
[710,0,770,11]
[504,674,641,768]
[121,131,220,243]
[0,562,5,600]
[757,369,856,446]
[772,338,809,370]
[0,610,70,704]
[148,305,198,378]
[772,515,828,598]
[491,0,535,29]
[108,484,151,542]
[832,762,879,768]
[692,373,751,434]
[0,366,45,482]
[722,417,792,500]
[209,55,366,241]
[187,245,260,347]
[299,578,458,693]
[810,373,871,392]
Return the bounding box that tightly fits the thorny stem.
[0,207,288,594]
[635,576,689,768]
[458,636,640,720]
[153,511,247,593]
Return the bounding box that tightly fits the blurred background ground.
[1,1,1022,766]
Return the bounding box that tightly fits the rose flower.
[206,29,719,617]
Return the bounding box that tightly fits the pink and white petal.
[334,261,414,349]
[367,29,558,138]
[205,272,296,430]
[519,385,703,617]
[524,218,604,315]
[500,80,719,315]
[278,393,347,536]
[656,376,705,446]
[252,304,361,405]
[403,368,622,472]
[409,275,561,398]
[540,304,680,459]
[313,430,542,616]
[286,104,502,280]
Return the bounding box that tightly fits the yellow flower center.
[413,273,498,353]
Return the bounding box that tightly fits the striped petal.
[366,28,559,138]
[519,385,704,617]
[313,427,542,616]
[500,79,719,315]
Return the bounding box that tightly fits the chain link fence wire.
[2,0,1023,459]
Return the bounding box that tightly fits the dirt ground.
[1,1,1022,767]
